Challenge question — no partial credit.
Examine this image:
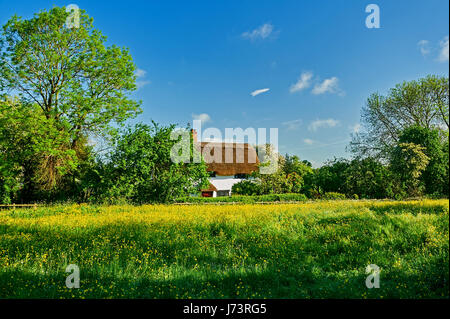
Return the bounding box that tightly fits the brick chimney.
[191,129,198,142]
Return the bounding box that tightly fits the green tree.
[231,180,261,196]
[284,155,313,177]
[314,158,350,194]
[0,97,77,202]
[350,75,449,159]
[345,157,397,199]
[0,6,141,201]
[99,123,209,204]
[397,125,447,196]
[390,142,430,197]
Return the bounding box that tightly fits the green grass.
[0,200,448,298]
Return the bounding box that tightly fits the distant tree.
[251,152,313,195]
[390,142,430,197]
[350,75,449,159]
[345,157,397,199]
[314,158,350,194]
[396,126,447,196]
[286,172,304,193]
[311,157,400,199]
[284,154,314,177]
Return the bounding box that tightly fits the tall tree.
[0,7,141,141]
[397,125,448,196]
[0,6,141,200]
[350,75,449,159]
[390,142,430,197]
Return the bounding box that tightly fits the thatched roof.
[195,142,259,176]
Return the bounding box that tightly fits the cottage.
[192,130,259,197]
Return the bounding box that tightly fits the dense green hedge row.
[175,193,309,203]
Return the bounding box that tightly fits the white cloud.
[192,113,211,123]
[290,72,313,93]
[312,77,342,95]
[308,118,340,132]
[282,119,302,130]
[250,88,270,96]
[417,40,430,56]
[438,36,449,62]
[242,23,275,40]
[303,138,315,145]
[349,123,361,134]
[136,80,151,89]
[135,68,147,78]
[135,68,150,89]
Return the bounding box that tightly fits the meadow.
[0,200,448,299]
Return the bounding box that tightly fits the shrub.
[231,180,261,195]
[322,192,346,200]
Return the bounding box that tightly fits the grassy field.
[0,200,448,299]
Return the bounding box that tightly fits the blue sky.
[1,0,448,166]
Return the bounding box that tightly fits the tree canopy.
[0,6,141,202]
[350,75,449,159]
[0,6,141,141]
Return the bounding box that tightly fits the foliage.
[0,98,78,203]
[249,153,312,195]
[0,6,141,202]
[0,7,141,138]
[95,123,209,204]
[390,142,430,197]
[322,192,346,200]
[350,75,449,159]
[231,180,261,196]
[344,157,398,199]
[312,158,350,195]
[176,193,308,203]
[0,200,448,298]
[396,125,448,196]
[312,157,404,199]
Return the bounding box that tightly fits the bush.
[231,180,261,195]
[322,192,346,200]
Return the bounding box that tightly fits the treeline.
[0,7,209,204]
[233,75,449,200]
[0,7,448,204]
[234,136,448,200]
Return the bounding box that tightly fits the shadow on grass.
[1,256,448,299]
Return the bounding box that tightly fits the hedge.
[322,192,347,200]
[175,193,308,203]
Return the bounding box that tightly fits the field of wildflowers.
[0,200,448,298]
